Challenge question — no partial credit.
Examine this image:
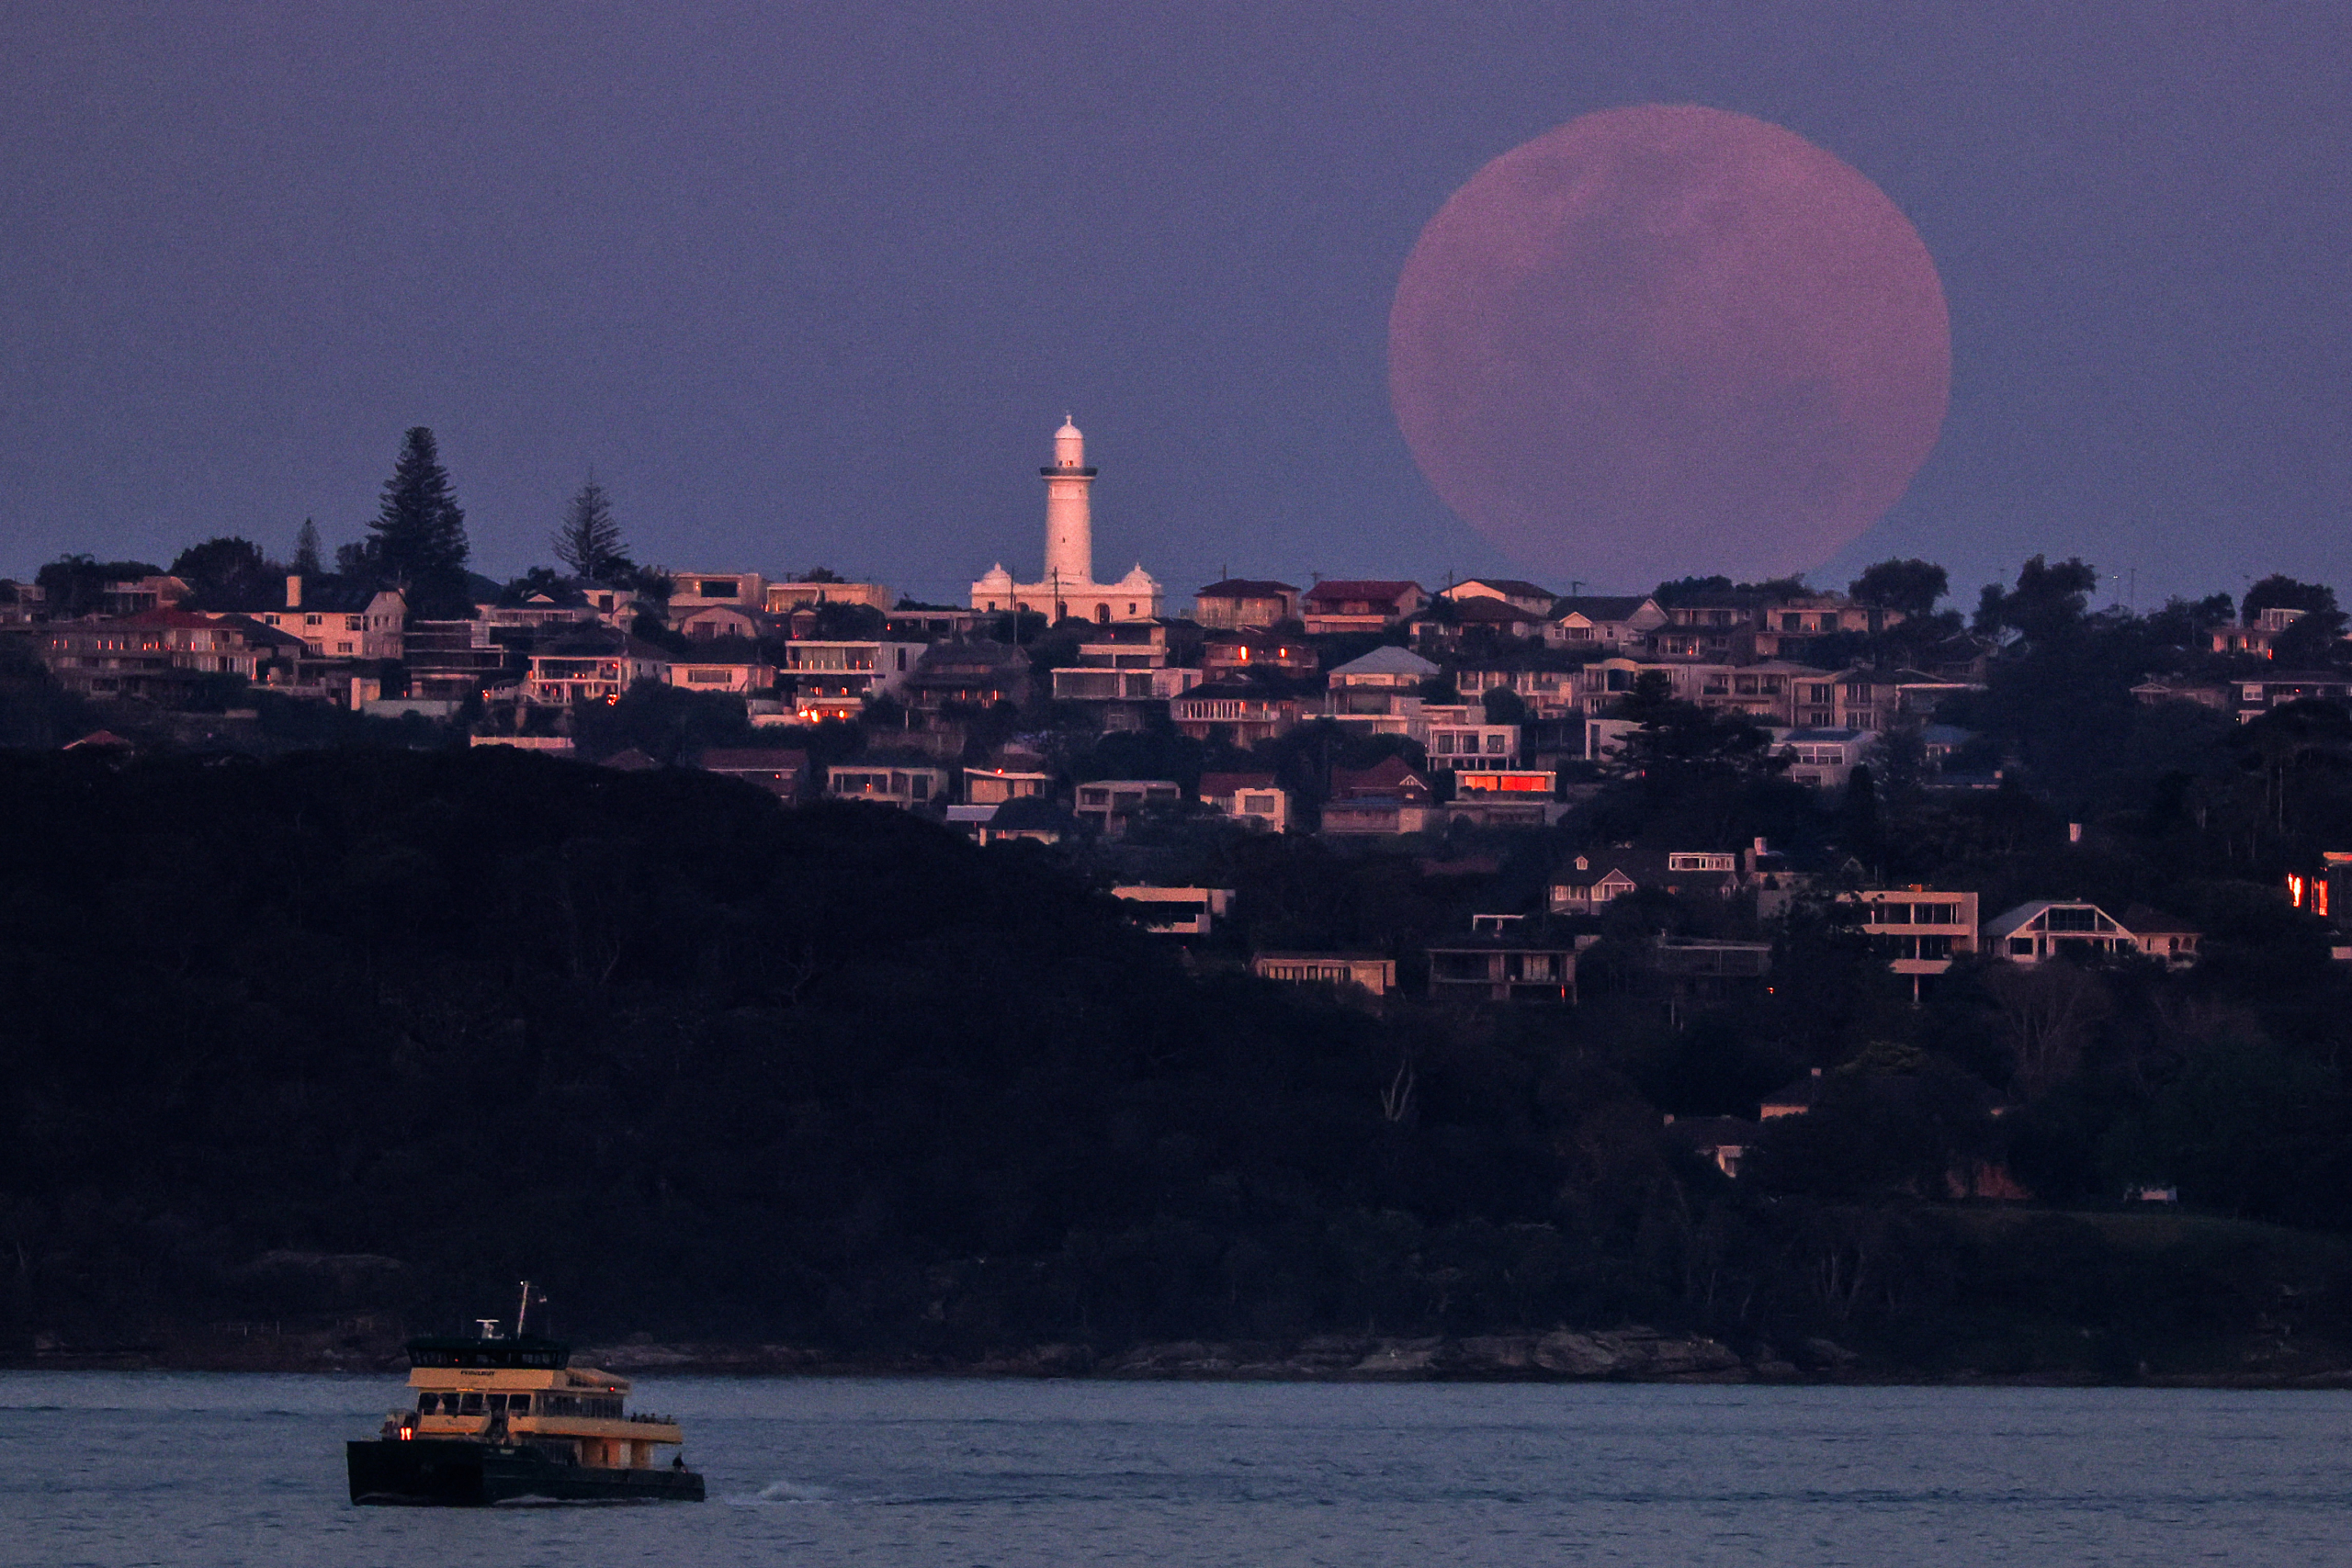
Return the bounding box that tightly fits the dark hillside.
[0,750,1577,1351]
[6,747,2352,1383]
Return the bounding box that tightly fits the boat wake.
[724,1478,837,1506]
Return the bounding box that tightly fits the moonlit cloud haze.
[1,2,2345,605]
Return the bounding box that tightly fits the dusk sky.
[3,2,2345,608]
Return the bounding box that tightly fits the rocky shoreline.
[19,1323,2352,1388]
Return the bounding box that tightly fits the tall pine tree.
[369,427,471,617]
[290,519,323,577]
[550,475,631,583]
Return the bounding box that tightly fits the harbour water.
[1,1371,2346,1566]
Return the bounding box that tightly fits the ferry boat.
[346,1285,705,1506]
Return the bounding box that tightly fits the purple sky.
[3,2,2346,608]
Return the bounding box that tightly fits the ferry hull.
[346,1438,707,1506]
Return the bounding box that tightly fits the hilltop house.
[903,640,1031,716]
[1200,630,1317,682]
[963,765,1052,807]
[1112,886,1235,937]
[1841,890,1980,997]
[1299,581,1426,635]
[1439,578,1557,615]
[777,639,923,722]
[1547,850,1740,914]
[242,576,407,660]
[1779,728,1876,790]
[1425,929,1581,1004]
[39,609,307,701]
[1984,900,2201,968]
[1197,771,1292,832]
[1250,952,1396,997]
[826,761,950,809]
[1170,673,1308,745]
[1192,579,1302,630]
[763,578,894,614]
[1545,594,1668,651]
[1072,778,1183,837]
[1320,756,1435,837]
[2211,604,2307,659]
[1325,646,1442,734]
[525,629,672,705]
[665,571,769,617]
[666,651,776,695]
[695,746,810,801]
[1411,595,1548,652]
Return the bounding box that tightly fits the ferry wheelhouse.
[346,1288,704,1506]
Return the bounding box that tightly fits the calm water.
[0,1371,2346,1566]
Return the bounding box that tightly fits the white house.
[525,633,672,705]
[249,576,407,660]
[826,762,950,809]
[1112,886,1236,936]
[1778,728,1876,789]
[1198,771,1292,832]
[1984,900,2201,968]
[1545,595,1667,651]
[1840,889,1980,996]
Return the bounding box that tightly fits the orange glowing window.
[2319,882,2332,918]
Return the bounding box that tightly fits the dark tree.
[170,536,279,610]
[1974,557,2097,645]
[2142,592,2234,649]
[1480,685,1529,725]
[2242,576,2348,666]
[809,602,886,639]
[368,426,472,617]
[550,476,631,583]
[2243,574,2339,619]
[1612,671,1781,782]
[34,556,164,618]
[1849,558,1949,617]
[1652,574,1734,604]
[501,567,571,604]
[291,519,324,577]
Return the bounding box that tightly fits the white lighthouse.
[1042,415,1094,587]
[971,417,1163,624]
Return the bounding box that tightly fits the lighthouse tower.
[1041,416,1095,589]
[969,417,1164,624]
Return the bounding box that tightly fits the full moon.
[1388,106,1950,587]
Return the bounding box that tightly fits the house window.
[2009,937,2035,955]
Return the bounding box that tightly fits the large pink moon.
[1388,106,1950,587]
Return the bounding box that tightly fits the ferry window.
[459,1393,484,1415]
[504,1393,532,1412]
[417,1393,439,1414]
